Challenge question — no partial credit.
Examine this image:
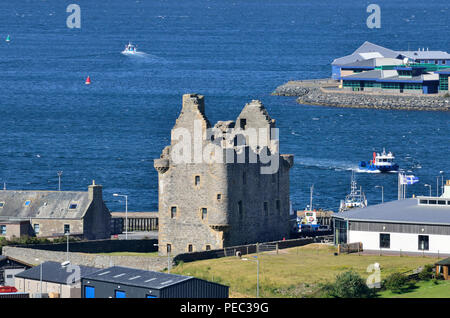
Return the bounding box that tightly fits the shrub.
[320,271,374,298]
[383,272,408,293]
[418,264,434,281]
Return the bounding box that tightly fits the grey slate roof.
[82,266,193,289]
[333,198,450,225]
[15,261,100,285]
[0,190,91,220]
[398,50,450,60]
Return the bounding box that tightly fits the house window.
[166,244,172,253]
[69,203,78,209]
[0,225,6,235]
[34,224,40,235]
[188,244,193,253]
[170,206,177,219]
[195,175,200,186]
[379,233,390,248]
[418,235,429,251]
[64,224,70,234]
[201,208,207,220]
[24,200,31,207]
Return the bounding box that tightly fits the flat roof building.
[333,180,450,256]
[81,266,229,298]
[15,261,100,298]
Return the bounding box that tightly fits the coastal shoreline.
[273,79,450,111]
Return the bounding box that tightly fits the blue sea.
[0,0,449,212]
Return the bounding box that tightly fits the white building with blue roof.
[333,180,450,256]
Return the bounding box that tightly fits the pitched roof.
[333,197,450,225]
[435,257,450,265]
[398,50,450,60]
[15,261,100,285]
[82,266,193,289]
[0,190,91,220]
[332,42,401,65]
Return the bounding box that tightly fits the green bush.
[418,264,434,281]
[383,272,409,293]
[320,271,374,298]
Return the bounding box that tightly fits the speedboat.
[358,148,399,173]
[339,171,368,212]
[121,42,138,55]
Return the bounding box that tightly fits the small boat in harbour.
[358,148,399,173]
[121,42,138,55]
[339,171,367,212]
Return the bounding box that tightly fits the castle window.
[201,208,207,220]
[264,202,268,217]
[170,206,177,219]
[217,194,221,200]
[64,224,70,234]
[167,244,172,253]
[188,244,193,253]
[240,118,247,130]
[205,245,211,251]
[33,224,40,235]
[195,175,200,186]
[238,201,243,218]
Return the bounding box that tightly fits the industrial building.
[0,256,32,287]
[332,42,450,94]
[333,181,450,255]
[15,261,100,298]
[0,181,111,240]
[81,266,229,298]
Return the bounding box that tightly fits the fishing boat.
[121,42,138,55]
[339,171,368,212]
[358,148,399,173]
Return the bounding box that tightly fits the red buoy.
[85,76,91,85]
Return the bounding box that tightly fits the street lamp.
[113,193,128,240]
[57,171,63,191]
[241,255,259,298]
[375,185,384,203]
[65,232,70,262]
[424,184,432,197]
[35,258,43,298]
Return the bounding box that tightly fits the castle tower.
[154,94,294,255]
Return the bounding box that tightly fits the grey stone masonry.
[154,94,294,256]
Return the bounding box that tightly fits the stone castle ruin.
[154,94,294,255]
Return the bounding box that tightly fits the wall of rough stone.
[2,246,168,271]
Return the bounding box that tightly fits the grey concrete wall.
[2,246,168,271]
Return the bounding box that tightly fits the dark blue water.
[0,0,449,212]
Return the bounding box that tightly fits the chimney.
[88,180,103,201]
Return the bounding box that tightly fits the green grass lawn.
[170,243,440,298]
[378,280,450,298]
